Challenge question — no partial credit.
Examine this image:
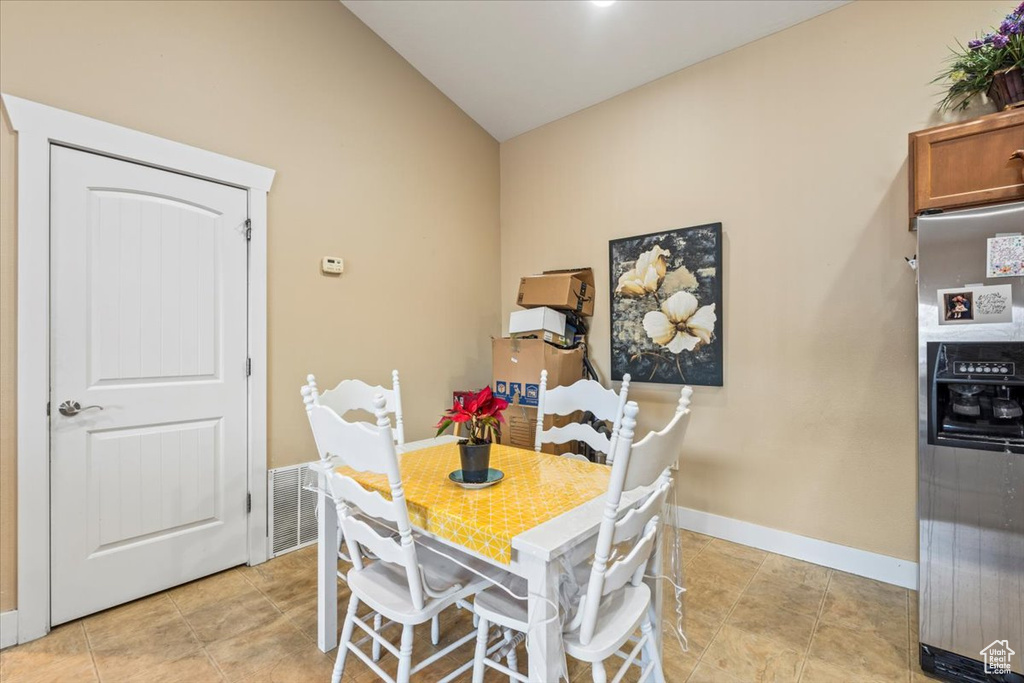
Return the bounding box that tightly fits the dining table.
[311,435,664,683]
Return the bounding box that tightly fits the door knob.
[58,400,104,416]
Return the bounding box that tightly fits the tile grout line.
[166,586,229,681]
[236,566,289,619]
[79,620,103,683]
[684,545,770,682]
[719,557,833,682]
[230,565,327,679]
[794,567,833,683]
[235,564,328,666]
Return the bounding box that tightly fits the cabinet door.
[910,109,1024,217]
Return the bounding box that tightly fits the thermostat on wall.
[321,257,344,275]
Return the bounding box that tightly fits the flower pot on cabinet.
[988,66,1024,111]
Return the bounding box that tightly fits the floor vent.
[269,462,318,557]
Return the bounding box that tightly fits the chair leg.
[505,630,519,683]
[591,660,607,683]
[431,614,440,645]
[372,613,383,661]
[396,623,415,683]
[640,617,665,683]
[471,617,490,683]
[331,596,360,683]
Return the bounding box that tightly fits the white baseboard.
[674,506,918,590]
[0,610,18,649]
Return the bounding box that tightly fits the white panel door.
[50,146,250,624]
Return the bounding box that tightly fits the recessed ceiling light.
[590,0,616,7]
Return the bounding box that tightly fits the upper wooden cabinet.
[909,109,1024,219]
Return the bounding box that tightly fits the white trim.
[2,95,273,191]
[2,93,274,644]
[246,191,270,565]
[674,506,918,590]
[0,611,18,649]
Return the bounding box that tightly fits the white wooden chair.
[534,369,630,463]
[616,385,693,489]
[301,372,442,649]
[473,401,671,683]
[304,371,405,449]
[308,394,491,683]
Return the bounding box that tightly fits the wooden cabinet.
[909,109,1024,219]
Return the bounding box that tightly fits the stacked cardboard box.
[492,267,596,452]
[492,338,584,452]
[516,268,595,316]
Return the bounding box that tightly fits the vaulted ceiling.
[343,0,849,141]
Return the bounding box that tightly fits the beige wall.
[500,0,1006,561]
[0,0,1008,616]
[0,0,500,612]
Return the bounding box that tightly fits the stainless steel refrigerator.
[917,201,1024,682]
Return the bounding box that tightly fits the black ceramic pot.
[459,441,491,483]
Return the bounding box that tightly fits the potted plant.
[436,386,508,483]
[936,3,1024,111]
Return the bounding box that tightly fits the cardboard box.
[492,337,584,453]
[501,404,582,454]
[492,337,584,407]
[516,268,595,317]
[508,307,567,337]
[512,330,572,347]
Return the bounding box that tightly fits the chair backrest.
[304,393,426,611]
[621,385,692,491]
[302,371,405,446]
[573,401,673,647]
[534,369,630,459]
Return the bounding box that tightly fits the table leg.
[523,554,562,682]
[317,470,338,653]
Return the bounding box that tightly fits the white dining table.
[311,435,663,683]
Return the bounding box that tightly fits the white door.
[50,146,250,624]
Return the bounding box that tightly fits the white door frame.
[2,94,275,644]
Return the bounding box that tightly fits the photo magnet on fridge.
[937,284,1013,325]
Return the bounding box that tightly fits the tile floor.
[0,532,935,683]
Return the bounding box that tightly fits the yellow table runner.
[336,442,611,564]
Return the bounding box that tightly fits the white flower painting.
[609,224,723,385]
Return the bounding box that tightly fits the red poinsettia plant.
[435,386,509,445]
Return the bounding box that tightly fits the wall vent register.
[269,462,318,556]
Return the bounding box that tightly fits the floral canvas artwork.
[609,223,723,386]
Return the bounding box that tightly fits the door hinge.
[46,401,50,417]
[246,357,252,376]
[246,492,252,514]
[245,218,252,241]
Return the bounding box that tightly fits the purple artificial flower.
[992,33,1010,47]
[1017,1,1024,17]
[999,16,1023,35]
[968,38,985,50]
[984,32,996,44]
